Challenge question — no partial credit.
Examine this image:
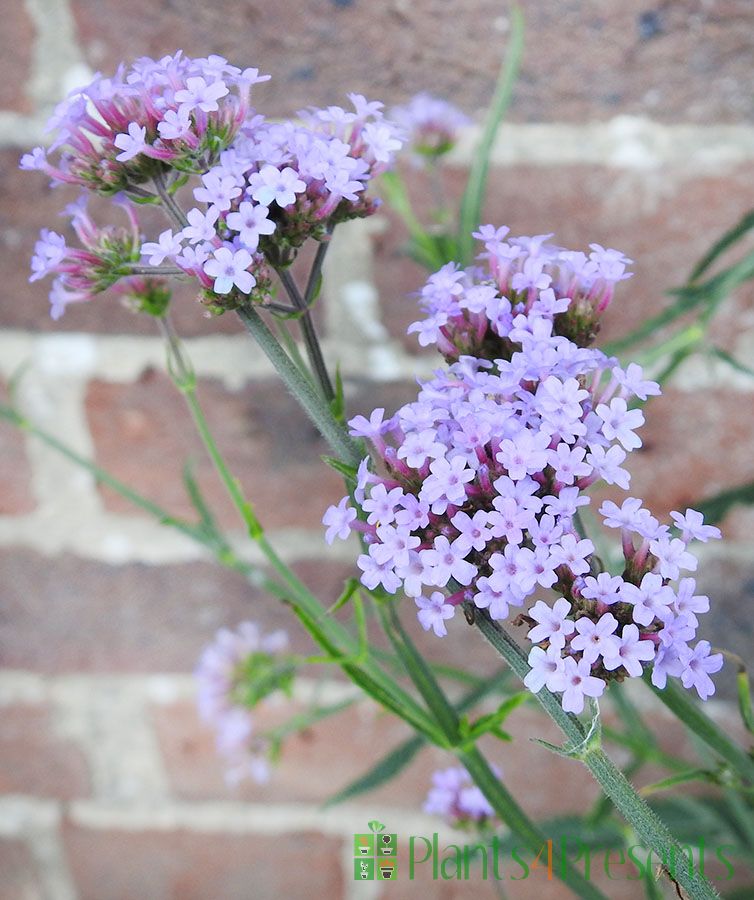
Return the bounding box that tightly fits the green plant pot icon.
[379,865,395,880]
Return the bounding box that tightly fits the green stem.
[644,675,754,785]
[378,602,607,900]
[275,265,335,403]
[472,610,721,900]
[237,305,362,466]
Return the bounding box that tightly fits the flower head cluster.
[410,227,633,355]
[323,227,723,712]
[163,93,402,307]
[21,52,266,194]
[28,195,169,319]
[195,621,291,786]
[390,93,469,163]
[424,766,497,828]
[23,54,402,317]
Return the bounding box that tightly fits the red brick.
[68,0,754,123]
[85,371,417,530]
[0,839,43,900]
[0,4,34,113]
[0,703,90,798]
[0,548,357,672]
[62,825,344,900]
[374,162,754,357]
[0,381,35,515]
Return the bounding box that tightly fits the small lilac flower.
[29,229,67,281]
[580,572,626,606]
[549,533,595,576]
[495,429,551,481]
[424,766,495,824]
[679,641,723,700]
[322,497,357,544]
[595,398,644,451]
[419,456,475,513]
[527,598,576,649]
[248,165,306,207]
[357,550,401,593]
[182,207,220,244]
[415,592,455,637]
[550,656,605,714]
[451,509,492,553]
[203,246,256,294]
[673,578,709,628]
[175,76,230,113]
[623,572,675,627]
[603,624,656,677]
[113,122,147,161]
[141,229,183,266]
[524,645,565,693]
[361,482,404,526]
[670,509,722,544]
[226,201,276,252]
[585,444,629,489]
[157,106,192,140]
[649,535,698,580]
[570,613,620,663]
[420,535,477,587]
[194,170,243,211]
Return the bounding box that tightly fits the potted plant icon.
[380,834,396,855]
[379,862,396,880]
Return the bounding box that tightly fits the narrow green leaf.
[709,346,754,380]
[737,668,754,736]
[321,455,359,484]
[694,480,754,525]
[639,768,717,797]
[465,692,530,741]
[645,674,754,786]
[324,669,511,807]
[263,697,355,744]
[457,6,524,264]
[689,208,754,283]
[324,735,424,808]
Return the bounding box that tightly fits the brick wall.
[1,2,754,898]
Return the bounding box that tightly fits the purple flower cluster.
[195,621,289,786]
[390,92,470,163]
[409,226,633,355]
[20,52,265,194]
[424,766,496,828]
[28,195,167,319]
[165,93,402,306]
[323,227,723,712]
[23,53,402,317]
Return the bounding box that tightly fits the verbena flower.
[195,621,292,786]
[29,195,168,319]
[408,228,634,353]
[22,56,403,318]
[323,226,723,711]
[424,765,497,828]
[390,93,470,164]
[20,52,266,195]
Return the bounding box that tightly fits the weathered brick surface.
[374,162,754,356]
[0,3,34,113]
[0,839,43,900]
[0,703,90,798]
[62,826,344,900]
[68,0,754,123]
[0,548,357,671]
[85,372,417,530]
[0,382,36,515]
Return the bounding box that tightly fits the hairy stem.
[471,610,721,900]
